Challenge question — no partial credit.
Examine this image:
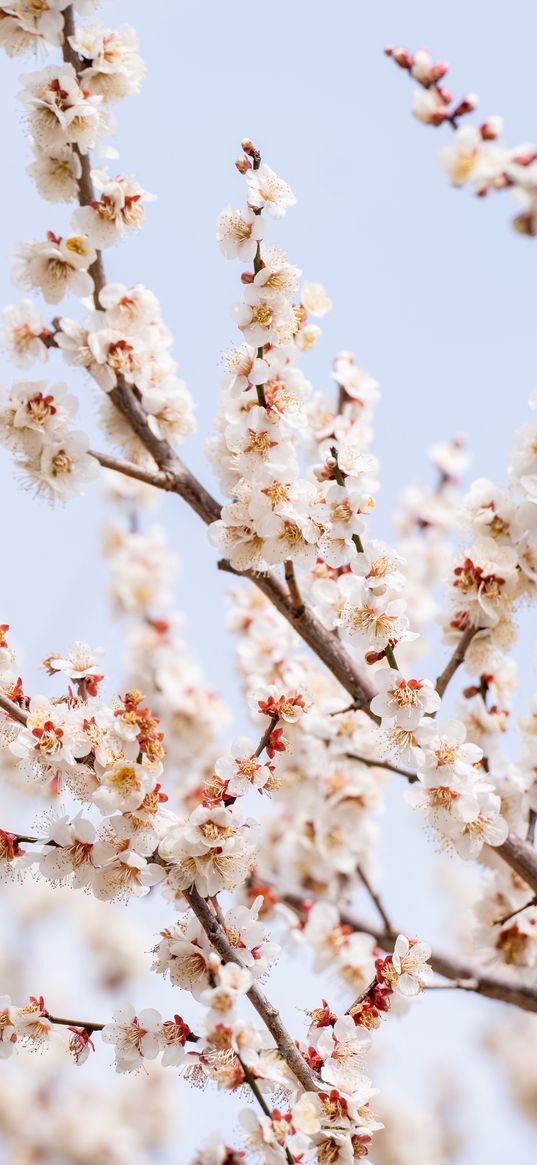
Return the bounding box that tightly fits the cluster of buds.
[387,42,537,235]
[385,45,478,127]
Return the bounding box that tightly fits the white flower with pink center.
[392,935,433,996]
[370,671,440,728]
[214,737,273,796]
[102,1004,163,1072]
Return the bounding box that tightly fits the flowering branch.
[88,455,379,714]
[183,886,319,1093]
[282,892,537,1014]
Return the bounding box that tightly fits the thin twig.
[255,716,279,758]
[209,895,226,927]
[344,752,418,782]
[493,896,537,927]
[355,864,394,934]
[424,980,479,992]
[435,624,477,700]
[46,1013,104,1033]
[46,1012,199,1042]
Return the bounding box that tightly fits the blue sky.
[1,1,537,1160]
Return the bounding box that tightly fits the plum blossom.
[69,23,146,101]
[246,163,296,217]
[12,233,96,304]
[18,64,108,152]
[391,935,433,996]
[214,738,273,797]
[71,172,155,248]
[370,672,441,728]
[1,300,50,367]
[102,1005,163,1072]
[216,204,265,261]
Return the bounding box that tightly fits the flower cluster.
[386,44,537,235]
[226,582,386,900]
[0,374,98,502]
[209,142,335,573]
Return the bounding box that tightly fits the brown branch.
[184,886,318,1092]
[47,1012,199,1043]
[355,864,393,933]
[0,692,28,725]
[284,560,305,617]
[435,624,477,700]
[344,752,418,782]
[255,716,279,758]
[497,833,537,896]
[282,892,537,1014]
[46,1013,104,1033]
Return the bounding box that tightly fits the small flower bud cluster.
[386,43,537,235]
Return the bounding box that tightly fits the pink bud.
[429,61,449,83]
[511,149,537,167]
[480,116,502,140]
[452,92,479,118]
[235,156,252,175]
[387,46,414,70]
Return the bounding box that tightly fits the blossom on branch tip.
[12,233,96,304]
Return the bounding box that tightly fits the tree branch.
[183,886,318,1092]
[282,892,537,1014]
[284,559,305,617]
[497,833,537,897]
[355,864,393,934]
[344,752,418,782]
[0,692,27,725]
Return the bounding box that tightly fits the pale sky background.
[1,1,537,1161]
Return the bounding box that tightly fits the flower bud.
[385,45,413,70]
[480,115,503,140]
